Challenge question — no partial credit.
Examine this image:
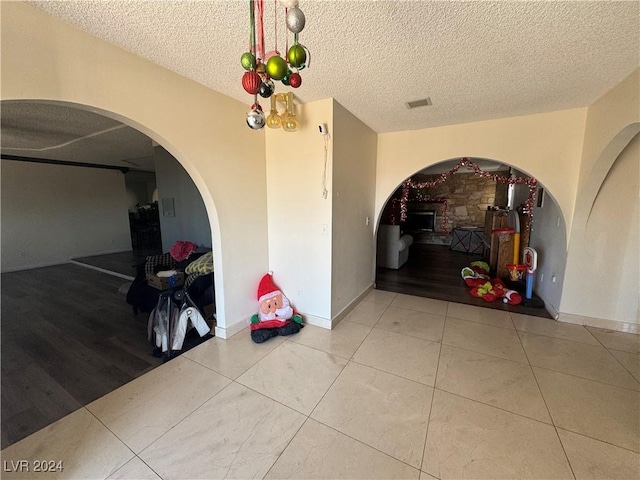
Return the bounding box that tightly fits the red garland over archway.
[389,158,538,233]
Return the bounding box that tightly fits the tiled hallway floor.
[2,291,639,479]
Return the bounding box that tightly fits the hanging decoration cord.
[256,0,265,61]
[321,132,330,199]
[249,0,256,54]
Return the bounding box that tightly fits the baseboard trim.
[215,285,375,338]
[304,313,332,330]
[215,315,250,339]
[331,284,375,328]
[558,312,640,335]
[69,260,135,281]
[1,260,68,273]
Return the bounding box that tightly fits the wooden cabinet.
[484,209,510,273]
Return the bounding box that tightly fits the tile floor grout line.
[262,416,312,479]
[81,406,142,476]
[135,455,164,480]
[530,364,640,393]
[514,325,558,426]
[431,386,557,428]
[439,337,530,366]
[554,426,578,480]
[513,323,576,478]
[181,352,237,382]
[419,320,445,474]
[132,379,238,457]
[309,416,424,473]
[364,323,444,345]
[306,359,351,420]
[604,348,640,386]
[554,425,640,455]
[347,357,438,389]
[508,323,611,348]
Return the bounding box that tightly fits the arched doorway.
[375,157,566,319]
[0,100,217,448]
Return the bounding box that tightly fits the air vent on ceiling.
[405,97,433,109]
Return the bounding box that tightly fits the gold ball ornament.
[266,55,288,81]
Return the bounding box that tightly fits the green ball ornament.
[266,55,288,81]
[287,44,307,68]
[241,52,256,71]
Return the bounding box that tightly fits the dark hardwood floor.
[71,248,161,279]
[1,263,163,449]
[376,243,552,318]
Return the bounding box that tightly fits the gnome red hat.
[257,272,280,303]
[503,289,523,305]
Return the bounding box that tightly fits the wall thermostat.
[318,123,328,134]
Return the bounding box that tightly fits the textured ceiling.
[2,0,639,169]
[1,102,156,170]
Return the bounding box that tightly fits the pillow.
[145,253,176,275]
[185,251,214,275]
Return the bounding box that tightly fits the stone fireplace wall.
[410,171,509,231]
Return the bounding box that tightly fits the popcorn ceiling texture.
[19,1,640,135]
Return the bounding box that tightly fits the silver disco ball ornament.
[246,107,266,130]
[286,7,306,34]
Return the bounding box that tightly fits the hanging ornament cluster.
[388,158,539,229]
[242,0,310,131]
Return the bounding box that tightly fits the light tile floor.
[2,291,639,479]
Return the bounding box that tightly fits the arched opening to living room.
[375,157,567,320]
[0,100,219,448]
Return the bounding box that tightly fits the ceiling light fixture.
[405,98,433,109]
[267,92,299,132]
[243,0,310,131]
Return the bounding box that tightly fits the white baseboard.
[558,312,640,335]
[215,315,250,339]
[69,260,135,281]
[1,260,68,273]
[215,285,374,338]
[304,313,332,330]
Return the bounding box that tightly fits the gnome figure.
[250,272,303,343]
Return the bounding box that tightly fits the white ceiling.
[2,0,638,170]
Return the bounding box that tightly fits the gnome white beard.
[259,294,293,322]
[275,304,293,319]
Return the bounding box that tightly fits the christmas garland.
[389,158,537,234]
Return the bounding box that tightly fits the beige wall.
[376,108,588,235]
[265,99,334,325]
[560,134,638,323]
[331,101,378,318]
[562,69,640,327]
[1,161,131,272]
[1,3,268,337]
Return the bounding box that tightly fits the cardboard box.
[147,272,184,290]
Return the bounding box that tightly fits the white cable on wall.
[321,131,330,199]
